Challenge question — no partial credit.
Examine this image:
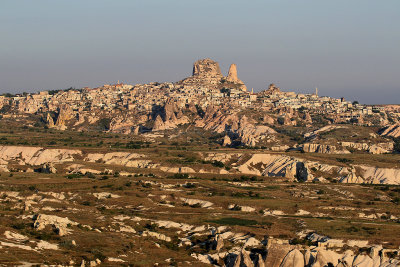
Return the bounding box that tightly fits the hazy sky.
[1,0,399,104]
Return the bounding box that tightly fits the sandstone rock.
[153,115,165,131]
[340,168,364,184]
[228,204,255,213]
[226,64,247,91]
[180,198,214,208]
[141,230,171,242]
[223,135,232,146]
[280,249,304,267]
[380,123,400,138]
[304,125,347,139]
[304,112,312,124]
[243,237,261,248]
[212,234,224,251]
[40,163,57,173]
[302,143,350,154]
[241,249,254,267]
[339,250,355,267]
[341,141,394,154]
[352,254,374,267]
[236,153,313,181]
[227,64,239,83]
[132,126,140,135]
[46,113,55,128]
[265,242,291,267]
[263,114,275,125]
[192,58,222,78]
[55,105,74,130]
[311,249,341,267]
[236,116,277,146]
[266,83,281,94]
[304,249,315,266]
[0,146,82,166]
[33,214,77,236]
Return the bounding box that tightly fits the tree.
[352,101,359,105]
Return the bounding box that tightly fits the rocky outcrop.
[304,112,312,124]
[197,112,276,147]
[312,249,341,267]
[211,234,224,251]
[54,105,74,130]
[0,146,81,166]
[266,83,281,95]
[282,114,296,126]
[341,165,400,185]
[195,106,238,133]
[304,125,346,139]
[341,141,394,154]
[226,64,247,91]
[45,113,54,128]
[302,143,350,154]
[226,64,239,83]
[301,142,393,154]
[85,152,155,168]
[263,114,275,125]
[380,123,400,138]
[153,115,165,131]
[180,198,213,208]
[192,58,223,78]
[280,249,304,267]
[33,214,77,236]
[236,153,313,181]
[179,59,249,92]
[152,102,190,131]
[223,135,232,146]
[39,163,57,173]
[237,116,277,147]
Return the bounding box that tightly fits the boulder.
[265,243,292,267]
[352,254,373,267]
[279,249,304,267]
[311,249,341,267]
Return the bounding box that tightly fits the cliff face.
[179,58,247,91]
[380,123,400,138]
[226,63,247,91]
[192,58,223,78]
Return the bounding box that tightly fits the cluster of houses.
[0,79,396,126]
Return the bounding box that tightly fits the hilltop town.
[1,59,399,149]
[1,59,400,266]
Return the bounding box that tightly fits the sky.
[0,0,399,104]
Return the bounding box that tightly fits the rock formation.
[33,214,77,236]
[304,112,312,124]
[266,83,281,94]
[263,114,275,125]
[179,59,248,91]
[302,143,350,154]
[226,64,247,91]
[222,135,232,146]
[380,123,400,138]
[54,105,74,130]
[192,58,223,78]
[45,113,54,128]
